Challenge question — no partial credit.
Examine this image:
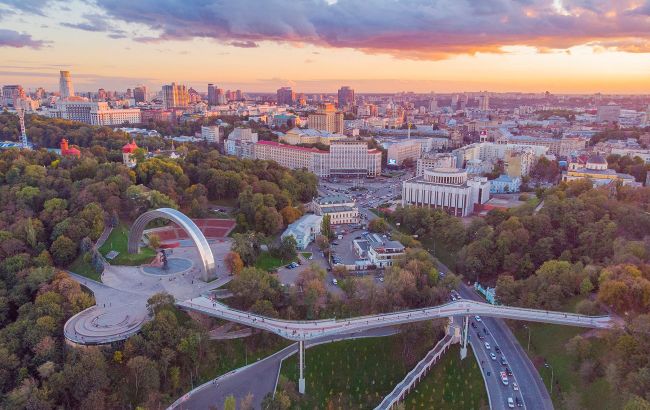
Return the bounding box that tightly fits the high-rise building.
[429,92,438,112]
[201,125,221,143]
[133,86,147,103]
[308,103,344,133]
[207,83,217,105]
[97,88,107,101]
[216,88,226,105]
[277,87,296,105]
[162,82,189,109]
[59,71,75,100]
[451,94,459,110]
[337,86,355,109]
[2,85,25,106]
[479,92,490,111]
[188,87,201,103]
[126,88,133,99]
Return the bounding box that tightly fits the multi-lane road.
[458,285,553,410]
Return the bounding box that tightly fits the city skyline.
[1,0,650,93]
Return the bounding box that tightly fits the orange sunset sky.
[1,0,650,93]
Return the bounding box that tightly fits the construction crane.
[15,107,31,150]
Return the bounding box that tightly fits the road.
[458,285,552,410]
[170,326,399,410]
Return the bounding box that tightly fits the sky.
[1,0,650,94]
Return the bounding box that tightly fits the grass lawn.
[403,344,488,410]
[509,297,615,409]
[254,251,296,272]
[280,335,436,409]
[300,252,312,259]
[68,254,101,282]
[98,224,155,266]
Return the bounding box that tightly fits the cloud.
[0,0,52,16]
[0,29,48,48]
[91,0,650,59]
[230,40,258,48]
[60,13,127,39]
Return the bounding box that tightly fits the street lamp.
[544,361,555,396]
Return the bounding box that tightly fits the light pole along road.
[178,295,615,396]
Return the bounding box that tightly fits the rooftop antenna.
[16,107,31,150]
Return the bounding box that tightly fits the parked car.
[332,278,338,285]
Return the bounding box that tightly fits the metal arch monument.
[127,208,217,281]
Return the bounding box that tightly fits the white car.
[508,397,515,408]
[475,315,482,322]
[490,352,497,360]
[484,342,491,350]
[332,278,338,285]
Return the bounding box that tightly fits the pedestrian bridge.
[178,296,616,342]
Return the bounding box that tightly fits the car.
[332,278,338,285]
[478,333,485,340]
[484,342,490,350]
[456,295,462,299]
[495,345,501,353]
[500,371,509,385]
[501,357,507,366]
[512,382,519,391]
[379,277,384,282]
[483,327,488,334]
[516,397,523,407]
[475,315,482,322]
[285,264,294,269]
[507,397,515,408]
[490,352,497,360]
[451,296,457,301]
[471,322,477,329]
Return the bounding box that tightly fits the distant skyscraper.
[308,103,344,133]
[2,85,25,106]
[479,92,490,111]
[207,83,217,105]
[97,88,107,101]
[162,82,189,109]
[59,71,75,100]
[133,86,147,103]
[277,87,296,105]
[451,94,459,110]
[126,88,133,99]
[337,86,355,109]
[429,92,438,112]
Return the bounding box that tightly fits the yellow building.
[563,155,637,186]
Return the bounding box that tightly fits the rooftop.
[256,140,327,154]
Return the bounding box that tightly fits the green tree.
[50,235,77,266]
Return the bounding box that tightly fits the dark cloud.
[0,29,48,48]
[230,40,258,48]
[90,0,650,59]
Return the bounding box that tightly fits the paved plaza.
[64,238,233,345]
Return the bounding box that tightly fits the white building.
[201,125,221,143]
[329,140,382,177]
[253,141,330,177]
[402,168,490,217]
[387,140,421,166]
[365,233,405,268]
[281,214,323,250]
[416,154,457,176]
[311,195,359,225]
[225,127,258,158]
[48,101,141,126]
[281,128,346,146]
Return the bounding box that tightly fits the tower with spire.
[122,139,138,168]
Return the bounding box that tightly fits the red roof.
[256,140,327,153]
[122,140,138,153]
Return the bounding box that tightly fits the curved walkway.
[178,296,616,342]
